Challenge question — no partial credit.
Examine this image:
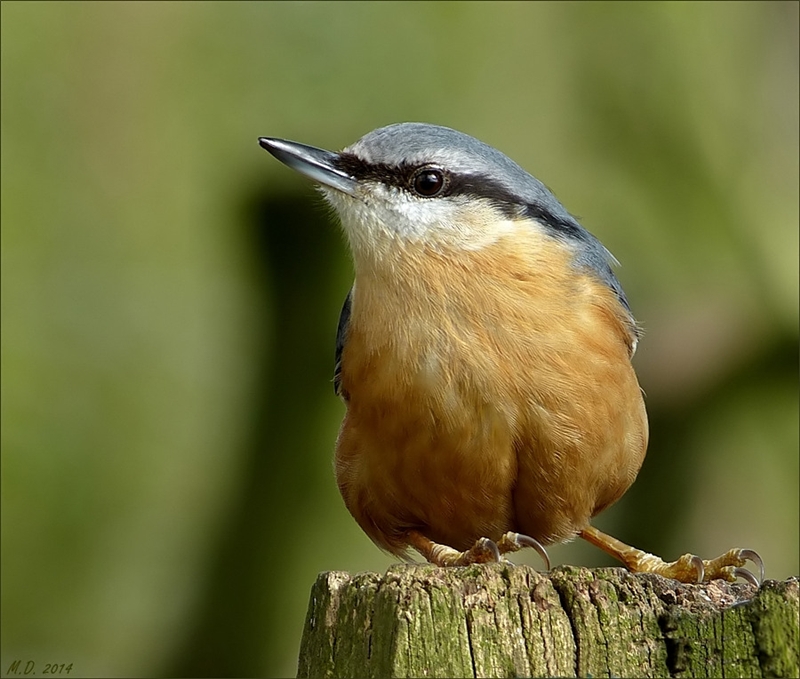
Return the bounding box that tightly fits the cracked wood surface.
[296,564,799,678]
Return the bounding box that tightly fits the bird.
[258,123,762,585]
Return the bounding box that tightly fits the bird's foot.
[626,548,763,585]
[407,531,501,566]
[407,530,550,569]
[580,525,763,585]
[699,548,764,585]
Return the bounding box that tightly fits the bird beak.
[258,137,357,196]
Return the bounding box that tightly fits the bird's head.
[259,123,626,307]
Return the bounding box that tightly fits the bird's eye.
[412,168,446,197]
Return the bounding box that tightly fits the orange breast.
[334,226,648,556]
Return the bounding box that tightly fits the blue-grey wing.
[334,288,352,401]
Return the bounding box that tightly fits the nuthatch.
[258,123,762,584]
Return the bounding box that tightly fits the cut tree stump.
[297,564,799,678]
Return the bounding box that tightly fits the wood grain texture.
[297,564,799,678]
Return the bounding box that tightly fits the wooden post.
[297,564,798,678]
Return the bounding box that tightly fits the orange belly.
[334,228,648,557]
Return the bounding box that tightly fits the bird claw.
[477,537,502,564]
[511,533,551,570]
[664,549,764,585]
[452,532,552,569]
[737,549,765,584]
[410,530,550,569]
[496,532,551,570]
[689,555,705,584]
[412,531,503,566]
[733,567,760,587]
[700,547,764,585]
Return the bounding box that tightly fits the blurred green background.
[1,1,797,677]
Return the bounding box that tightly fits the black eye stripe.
[333,154,428,191]
[332,153,583,237]
[335,154,498,204]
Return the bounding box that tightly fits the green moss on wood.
[297,566,798,679]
